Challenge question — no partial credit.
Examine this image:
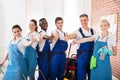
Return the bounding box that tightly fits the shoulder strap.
[39,31,42,34]
[16,39,22,44]
[105,36,109,42]
[56,30,66,37]
[96,35,100,41]
[90,28,94,35]
[78,28,85,37]
[64,32,66,36]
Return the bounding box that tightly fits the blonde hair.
[100,19,110,26]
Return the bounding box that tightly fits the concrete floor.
[0,72,119,80]
[0,65,119,80]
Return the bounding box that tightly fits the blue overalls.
[36,38,50,80]
[49,39,68,80]
[24,39,38,80]
[77,28,94,80]
[3,39,27,80]
[90,36,112,80]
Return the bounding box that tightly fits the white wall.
[0,0,91,59]
[27,0,63,34]
[63,0,80,33]
[0,0,27,58]
[27,0,91,33]
[44,0,63,34]
[27,0,44,20]
[79,0,92,26]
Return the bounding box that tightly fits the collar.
[56,28,64,33]
[81,27,91,32]
[41,29,46,33]
[98,32,110,40]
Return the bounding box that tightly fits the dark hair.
[39,18,46,22]
[79,14,88,18]
[12,24,22,32]
[30,19,38,32]
[39,18,47,26]
[55,17,63,23]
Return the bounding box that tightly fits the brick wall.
[91,0,120,79]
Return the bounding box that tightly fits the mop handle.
[67,43,72,58]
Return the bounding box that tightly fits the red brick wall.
[91,0,120,79]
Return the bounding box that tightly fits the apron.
[3,40,27,80]
[90,36,112,80]
[49,39,68,80]
[37,40,50,80]
[24,46,37,79]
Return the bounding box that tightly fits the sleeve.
[52,30,57,34]
[34,32,40,42]
[73,30,82,40]
[21,38,29,47]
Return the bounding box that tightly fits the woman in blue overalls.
[73,19,117,80]
[0,25,28,80]
[23,19,39,80]
[49,17,68,80]
[36,18,50,80]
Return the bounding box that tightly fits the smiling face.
[100,19,110,32]
[80,16,89,28]
[39,19,48,31]
[12,28,22,38]
[55,20,63,30]
[29,21,36,32]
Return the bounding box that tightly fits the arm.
[72,36,95,44]
[111,46,117,56]
[22,36,36,46]
[109,35,117,56]
[43,34,55,41]
[0,53,8,66]
[67,33,77,39]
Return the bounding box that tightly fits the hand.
[72,39,77,45]
[53,32,60,40]
[38,34,43,41]
[30,35,36,43]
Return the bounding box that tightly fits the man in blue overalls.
[49,17,68,80]
[36,18,51,80]
[68,14,95,80]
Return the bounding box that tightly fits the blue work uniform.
[23,32,38,80]
[90,36,112,80]
[49,29,68,80]
[77,28,94,80]
[3,38,27,80]
[36,30,50,80]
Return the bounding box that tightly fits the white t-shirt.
[23,31,39,49]
[9,37,25,53]
[50,29,65,50]
[73,27,95,49]
[38,29,48,52]
[93,32,117,48]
